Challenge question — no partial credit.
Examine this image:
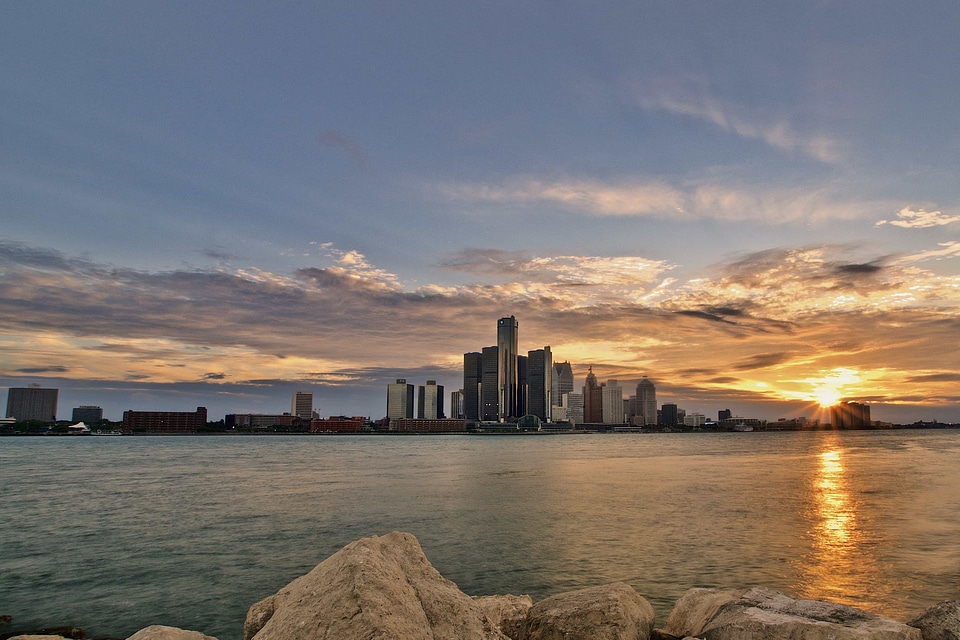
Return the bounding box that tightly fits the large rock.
[473,594,533,639]
[126,626,217,640]
[662,586,921,640]
[515,582,655,640]
[908,601,960,640]
[245,531,508,640]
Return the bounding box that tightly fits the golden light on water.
[796,438,887,611]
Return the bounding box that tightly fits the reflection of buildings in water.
[795,440,886,611]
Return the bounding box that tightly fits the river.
[1,430,958,638]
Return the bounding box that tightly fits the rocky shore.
[4,532,959,640]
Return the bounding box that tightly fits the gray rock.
[516,582,655,640]
[474,594,534,639]
[126,626,217,640]
[909,601,960,640]
[246,531,508,640]
[662,586,920,640]
[5,636,73,640]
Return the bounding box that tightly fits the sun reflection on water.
[795,440,886,611]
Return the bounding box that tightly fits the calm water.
[2,431,959,639]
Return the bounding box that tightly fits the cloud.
[438,179,886,224]
[630,79,844,163]
[894,242,960,265]
[317,130,369,167]
[1,240,958,419]
[438,179,685,217]
[876,207,960,229]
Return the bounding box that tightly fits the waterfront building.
[565,392,584,425]
[718,408,732,421]
[417,380,444,419]
[497,316,519,420]
[395,418,467,433]
[450,390,464,419]
[481,346,499,421]
[386,379,414,420]
[292,391,314,420]
[602,380,625,424]
[226,413,301,429]
[72,405,103,424]
[661,403,679,427]
[527,347,553,421]
[310,416,363,433]
[551,361,573,419]
[830,401,872,429]
[463,351,482,421]
[122,407,207,433]
[636,377,657,426]
[583,367,603,423]
[5,385,58,423]
[684,412,706,427]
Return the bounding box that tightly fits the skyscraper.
[636,377,657,426]
[583,367,603,423]
[5,385,58,422]
[463,351,482,421]
[661,403,679,427]
[551,361,573,420]
[386,379,414,420]
[481,346,499,421]
[417,380,444,419]
[497,316,519,420]
[292,391,314,420]
[450,390,464,419]
[527,347,553,420]
[602,380,625,424]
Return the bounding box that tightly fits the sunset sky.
[2,2,959,423]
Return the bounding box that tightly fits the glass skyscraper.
[497,316,519,420]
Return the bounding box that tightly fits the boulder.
[245,531,508,640]
[908,601,960,640]
[126,626,217,640]
[515,582,655,640]
[5,636,73,640]
[474,594,533,639]
[662,586,921,640]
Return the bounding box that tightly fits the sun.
[813,385,843,408]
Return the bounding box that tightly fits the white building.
[602,380,625,424]
[292,391,314,420]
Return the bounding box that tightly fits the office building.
[417,380,444,419]
[718,408,732,421]
[310,416,363,433]
[583,367,603,423]
[636,377,657,426]
[565,392,584,425]
[830,402,872,429]
[602,380,625,424]
[481,346,499,421]
[292,391,314,420]
[450,390,464,419]
[386,379,415,420]
[72,405,103,424]
[661,403,679,427]
[5,385,58,423]
[463,351,482,421]
[551,361,573,420]
[497,316,519,420]
[122,407,207,433]
[527,347,552,420]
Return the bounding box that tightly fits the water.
[2,430,959,639]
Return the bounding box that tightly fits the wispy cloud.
[628,78,844,164]
[439,179,885,223]
[317,130,369,167]
[876,207,960,228]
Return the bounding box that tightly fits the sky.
[2,1,959,424]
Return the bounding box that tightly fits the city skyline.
[2,4,959,424]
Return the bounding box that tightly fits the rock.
[242,595,276,640]
[246,531,508,640]
[662,586,921,640]
[908,601,960,640]
[3,628,84,640]
[125,626,217,640]
[515,582,655,640]
[474,594,533,639]
[5,636,73,640]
